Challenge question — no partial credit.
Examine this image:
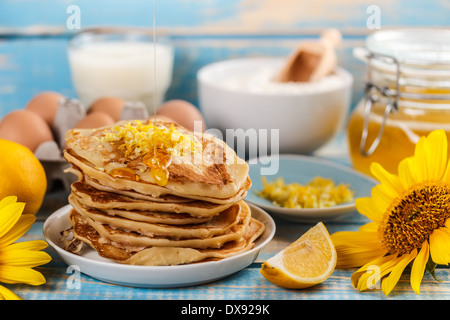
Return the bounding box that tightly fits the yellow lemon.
[260,222,336,289]
[0,139,47,215]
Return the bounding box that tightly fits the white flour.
[219,65,347,94]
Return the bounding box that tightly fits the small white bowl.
[197,57,353,154]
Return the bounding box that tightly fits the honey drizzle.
[150,0,162,185]
[109,167,141,182]
[143,150,172,186]
[100,2,169,188]
[101,121,201,187]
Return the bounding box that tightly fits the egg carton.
[34,98,149,193]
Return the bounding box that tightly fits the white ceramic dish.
[246,154,377,222]
[43,202,275,288]
[197,57,353,154]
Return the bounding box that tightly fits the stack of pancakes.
[62,119,264,266]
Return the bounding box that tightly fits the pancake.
[65,207,265,266]
[71,181,233,219]
[65,152,251,205]
[124,218,264,265]
[62,118,264,267]
[69,195,245,239]
[68,200,252,250]
[66,166,193,204]
[70,191,213,225]
[64,120,250,201]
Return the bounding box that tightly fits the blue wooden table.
[3,0,450,307]
[9,136,450,302]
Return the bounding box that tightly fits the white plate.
[43,202,275,288]
[246,154,377,222]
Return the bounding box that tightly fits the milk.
[68,41,174,113]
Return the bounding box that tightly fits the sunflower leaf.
[426,259,440,281]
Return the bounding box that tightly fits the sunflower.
[332,129,450,296]
[0,196,51,300]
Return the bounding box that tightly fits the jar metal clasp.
[357,50,400,157]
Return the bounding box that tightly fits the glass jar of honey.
[348,28,450,176]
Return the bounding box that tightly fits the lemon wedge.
[260,222,336,289]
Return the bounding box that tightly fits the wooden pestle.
[275,29,342,82]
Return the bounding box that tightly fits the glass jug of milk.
[68,30,174,114]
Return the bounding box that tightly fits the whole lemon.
[0,139,47,215]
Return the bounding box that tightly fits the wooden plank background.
[1,0,450,119]
[1,1,450,301]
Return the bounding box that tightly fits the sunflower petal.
[398,157,417,189]
[412,135,429,181]
[5,239,48,251]
[351,254,395,290]
[428,130,448,181]
[412,130,448,182]
[0,284,21,300]
[429,227,450,265]
[381,249,417,296]
[356,254,411,293]
[0,247,51,267]
[442,159,450,184]
[370,162,403,196]
[418,130,447,181]
[355,197,384,223]
[0,202,25,238]
[358,222,378,232]
[0,196,18,211]
[0,214,36,247]
[371,184,397,213]
[411,241,429,295]
[331,230,388,268]
[0,266,46,285]
[445,218,450,230]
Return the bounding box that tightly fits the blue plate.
[246,154,377,222]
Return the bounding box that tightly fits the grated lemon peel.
[95,120,202,186]
[257,176,354,209]
[98,120,202,160]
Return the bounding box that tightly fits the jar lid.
[366,28,450,65]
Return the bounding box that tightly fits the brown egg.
[88,97,126,122]
[156,99,206,132]
[0,109,54,152]
[74,111,115,129]
[25,91,64,126]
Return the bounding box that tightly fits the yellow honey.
[348,28,450,176]
[109,167,141,181]
[101,120,201,186]
[143,151,172,187]
[348,91,450,176]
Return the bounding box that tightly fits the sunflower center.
[380,181,450,255]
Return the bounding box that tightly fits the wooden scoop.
[275,29,342,82]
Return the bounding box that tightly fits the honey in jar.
[348,28,450,176]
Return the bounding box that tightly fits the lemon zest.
[257,176,354,209]
[98,120,201,159]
